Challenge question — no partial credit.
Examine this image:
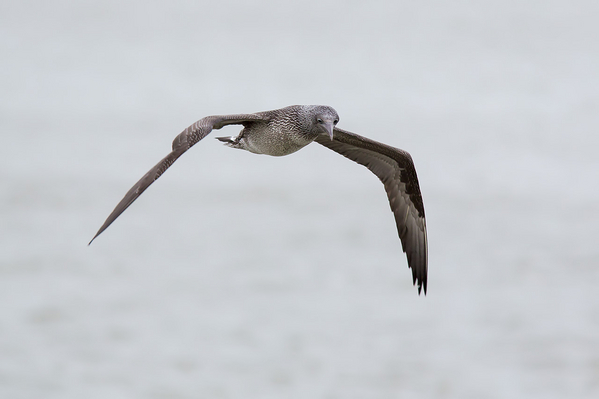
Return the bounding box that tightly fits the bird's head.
[307,105,339,140]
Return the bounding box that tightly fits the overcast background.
[1,1,598,398]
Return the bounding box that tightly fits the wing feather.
[89,113,266,244]
[315,127,428,294]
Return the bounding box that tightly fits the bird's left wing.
[89,113,267,244]
[315,127,428,294]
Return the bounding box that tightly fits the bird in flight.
[90,105,428,294]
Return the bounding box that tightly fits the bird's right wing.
[315,127,428,294]
[89,113,267,244]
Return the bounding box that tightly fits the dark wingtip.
[88,224,108,246]
[88,232,100,246]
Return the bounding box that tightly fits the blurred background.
[1,0,598,398]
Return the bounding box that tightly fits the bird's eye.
[317,118,323,123]
[333,119,338,125]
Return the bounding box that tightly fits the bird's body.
[218,105,335,156]
[90,105,428,294]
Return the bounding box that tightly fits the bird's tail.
[216,136,234,143]
[215,135,242,149]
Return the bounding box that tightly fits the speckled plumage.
[90,105,428,294]
[218,105,339,156]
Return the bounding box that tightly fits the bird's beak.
[324,122,334,140]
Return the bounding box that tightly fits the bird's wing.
[89,113,267,244]
[314,127,428,294]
